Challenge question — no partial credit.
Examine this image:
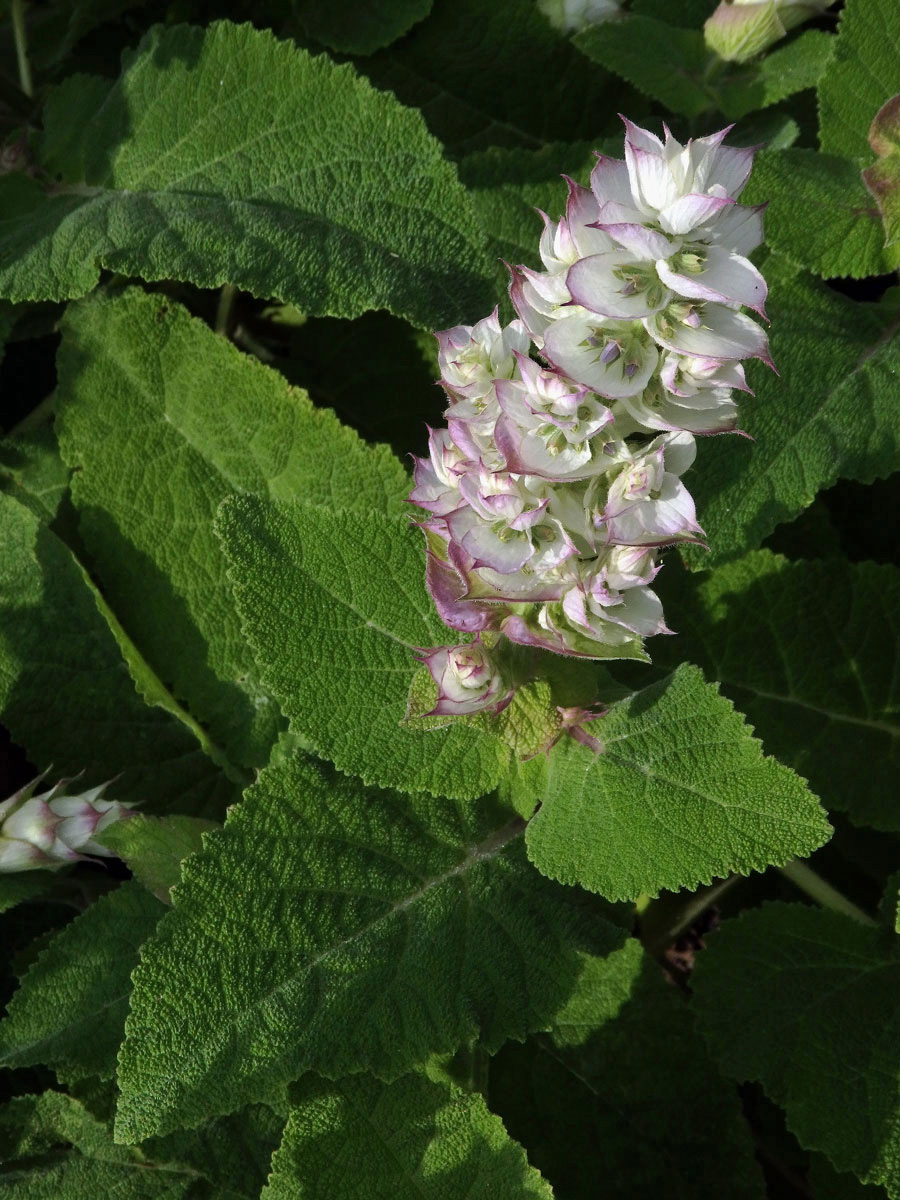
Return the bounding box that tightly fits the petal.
[658,192,734,235]
[645,305,772,365]
[543,315,659,398]
[589,153,635,209]
[592,222,675,260]
[425,553,500,633]
[568,253,671,320]
[657,247,768,317]
[626,144,680,214]
[708,202,766,256]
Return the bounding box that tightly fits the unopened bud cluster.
[704,0,836,63]
[0,773,132,872]
[411,119,771,717]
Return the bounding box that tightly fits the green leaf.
[718,30,834,120]
[216,496,511,799]
[0,427,70,526]
[741,149,899,278]
[688,263,900,565]
[574,16,713,118]
[0,1092,200,1199]
[56,288,410,770]
[0,493,236,814]
[0,21,493,329]
[525,663,831,901]
[692,903,900,1195]
[864,95,900,248]
[819,0,900,162]
[292,0,433,55]
[652,552,900,832]
[492,940,765,1199]
[262,1072,552,1199]
[116,754,625,1142]
[0,881,161,1082]
[0,872,54,915]
[147,1104,287,1200]
[808,1154,891,1200]
[360,0,624,157]
[97,814,217,904]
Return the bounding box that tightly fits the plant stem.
[778,860,877,926]
[11,0,33,99]
[640,874,741,955]
[215,283,238,337]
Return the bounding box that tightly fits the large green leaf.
[0,21,493,329]
[718,30,834,120]
[360,0,625,157]
[97,814,217,904]
[0,1092,197,1199]
[819,0,900,162]
[0,881,161,1082]
[216,496,511,799]
[0,1091,281,1200]
[742,149,900,278]
[688,264,900,565]
[492,940,764,1198]
[525,664,831,901]
[653,552,900,831]
[574,16,712,118]
[56,289,409,770]
[262,1071,552,1199]
[693,904,900,1196]
[0,493,236,813]
[116,754,625,1142]
[292,0,433,54]
[0,427,70,526]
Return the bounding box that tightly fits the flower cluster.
[410,119,770,716]
[0,772,133,872]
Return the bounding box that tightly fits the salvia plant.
[0,1,897,1198]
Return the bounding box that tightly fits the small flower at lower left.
[0,771,134,872]
[415,642,514,717]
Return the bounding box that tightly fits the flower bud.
[537,0,622,35]
[704,0,835,63]
[415,643,514,717]
[0,773,133,872]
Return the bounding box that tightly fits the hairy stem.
[215,283,238,337]
[11,0,33,99]
[778,860,877,926]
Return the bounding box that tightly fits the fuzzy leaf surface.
[0,427,70,526]
[217,496,510,799]
[57,289,409,769]
[0,1092,198,1199]
[262,1072,552,1199]
[0,21,493,328]
[688,265,900,565]
[492,940,764,1198]
[360,0,623,157]
[742,149,899,278]
[0,493,235,813]
[819,0,900,161]
[97,815,217,904]
[292,0,433,54]
[525,664,831,901]
[693,904,900,1195]
[574,16,712,117]
[653,552,900,831]
[116,755,625,1141]
[0,881,161,1082]
[718,30,834,120]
